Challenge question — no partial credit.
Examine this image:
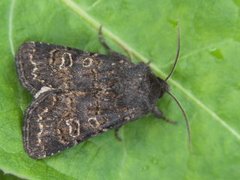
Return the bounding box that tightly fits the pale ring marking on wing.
[88,117,100,128]
[60,52,73,69]
[82,57,93,67]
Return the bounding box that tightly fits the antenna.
[166,91,191,145]
[165,27,180,81]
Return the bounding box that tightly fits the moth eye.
[88,117,100,128]
[82,57,93,67]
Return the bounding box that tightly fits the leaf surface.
[1,0,240,179]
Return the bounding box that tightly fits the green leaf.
[1,0,240,179]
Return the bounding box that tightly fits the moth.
[16,27,190,159]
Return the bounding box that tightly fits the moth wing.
[23,91,86,159]
[23,88,147,159]
[16,42,88,94]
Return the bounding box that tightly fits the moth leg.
[98,26,132,60]
[145,59,152,66]
[114,127,122,141]
[152,106,177,124]
[98,25,113,54]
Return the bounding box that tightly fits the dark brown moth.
[16,27,190,159]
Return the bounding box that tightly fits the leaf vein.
[61,0,240,141]
[8,0,16,56]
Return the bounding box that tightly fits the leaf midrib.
[59,0,240,141]
[8,0,240,142]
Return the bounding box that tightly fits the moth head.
[156,77,169,98]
